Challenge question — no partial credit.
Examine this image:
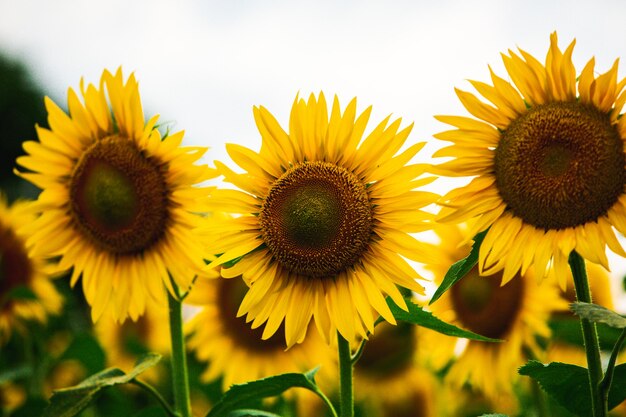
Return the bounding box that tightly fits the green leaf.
[206,368,321,417]
[429,229,487,305]
[550,318,626,351]
[43,353,162,417]
[0,364,32,384]
[387,297,500,342]
[226,410,283,417]
[519,361,626,415]
[0,285,38,307]
[519,361,591,416]
[571,302,626,329]
[59,332,106,375]
[132,406,169,417]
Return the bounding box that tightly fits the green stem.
[337,332,354,417]
[131,379,178,417]
[569,251,606,417]
[600,327,626,395]
[168,284,192,417]
[312,385,339,417]
[350,339,367,366]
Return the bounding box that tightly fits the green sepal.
[42,352,162,417]
[571,302,626,329]
[387,297,500,342]
[429,229,488,305]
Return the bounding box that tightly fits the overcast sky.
[2,0,626,305]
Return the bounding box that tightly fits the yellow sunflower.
[0,197,62,343]
[352,321,439,417]
[95,303,170,382]
[424,224,567,404]
[433,32,626,287]
[16,68,214,322]
[185,276,335,390]
[205,92,437,347]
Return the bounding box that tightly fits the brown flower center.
[0,224,32,297]
[355,322,415,377]
[69,136,168,255]
[217,277,286,351]
[494,101,625,230]
[450,267,524,339]
[259,161,373,278]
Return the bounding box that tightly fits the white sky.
[2,0,626,307]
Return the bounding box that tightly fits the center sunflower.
[259,161,373,278]
[69,136,168,255]
[494,101,625,230]
[0,225,32,295]
[217,277,285,351]
[450,268,524,339]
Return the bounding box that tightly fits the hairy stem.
[569,251,606,417]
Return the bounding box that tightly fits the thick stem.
[168,285,192,417]
[337,332,354,417]
[569,251,606,417]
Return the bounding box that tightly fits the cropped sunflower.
[16,69,214,322]
[205,93,437,346]
[0,197,62,343]
[353,321,439,417]
[434,32,626,287]
[424,224,567,402]
[95,304,169,382]
[185,276,335,390]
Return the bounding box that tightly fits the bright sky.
[2,0,626,306]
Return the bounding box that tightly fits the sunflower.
[424,224,567,404]
[95,303,170,382]
[16,68,214,322]
[205,93,437,346]
[0,197,62,343]
[433,32,626,287]
[185,276,335,390]
[352,321,439,417]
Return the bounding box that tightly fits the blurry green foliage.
[0,53,46,202]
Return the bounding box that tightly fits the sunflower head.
[434,32,626,286]
[206,92,438,346]
[16,68,214,322]
[185,275,335,390]
[0,197,62,343]
[425,223,568,401]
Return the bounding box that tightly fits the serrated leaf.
[430,229,487,305]
[226,410,283,417]
[206,368,321,417]
[519,361,626,415]
[43,353,161,417]
[519,361,591,416]
[571,302,626,329]
[387,297,500,342]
